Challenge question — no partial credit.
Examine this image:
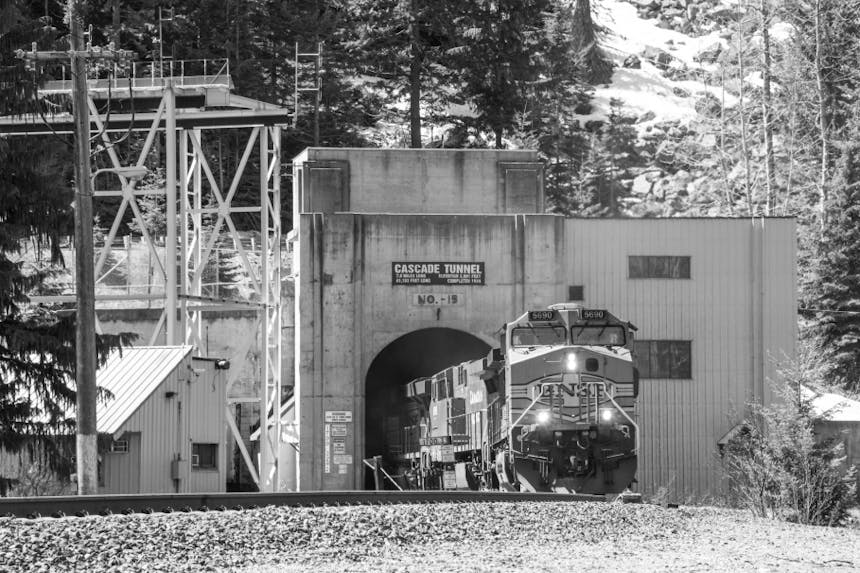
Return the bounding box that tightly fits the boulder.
[708,6,737,22]
[663,65,694,82]
[640,46,675,71]
[694,42,723,64]
[695,93,721,116]
[584,120,605,132]
[573,100,593,115]
[622,54,642,69]
[637,111,657,124]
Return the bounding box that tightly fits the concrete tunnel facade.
[288,148,796,500]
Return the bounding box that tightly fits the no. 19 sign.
[412,293,462,306]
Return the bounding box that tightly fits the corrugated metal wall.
[102,433,140,493]
[294,208,795,498]
[103,356,227,494]
[565,218,796,501]
[186,359,228,493]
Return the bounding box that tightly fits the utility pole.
[17,0,134,495]
[69,0,98,497]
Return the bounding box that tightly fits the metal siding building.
[566,218,796,499]
[97,346,228,494]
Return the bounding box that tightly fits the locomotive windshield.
[570,325,626,346]
[511,326,567,347]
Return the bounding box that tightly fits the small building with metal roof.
[807,387,860,479]
[96,346,228,494]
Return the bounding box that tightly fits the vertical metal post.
[259,126,274,491]
[373,456,382,490]
[271,126,282,489]
[192,128,203,346]
[293,42,299,128]
[178,129,188,340]
[165,86,178,344]
[70,0,98,496]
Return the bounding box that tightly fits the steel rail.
[0,490,612,519]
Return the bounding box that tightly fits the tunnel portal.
[363,328,491,486]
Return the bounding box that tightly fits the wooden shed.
[96,346,228,494]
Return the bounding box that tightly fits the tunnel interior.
[364,328,491,486]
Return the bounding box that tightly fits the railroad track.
[0,490,635,519]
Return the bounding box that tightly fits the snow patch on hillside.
[603,0,726,67]
[579,0,737,129]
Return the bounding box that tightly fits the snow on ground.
[600,0,726,67]
[582,0,737,130]
[804,386,860,422]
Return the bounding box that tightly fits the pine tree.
[570,0,612,85]
[341,0,456,148]
[526,0,593,214]
[574,100,639,216]
[450,0,551,148]
[808,116,860,392]
[0,1,133,480]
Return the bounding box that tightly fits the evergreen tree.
[525,0,593,214]
[808,116,860,391]
[1,0,133,479]
[579,99,640,216]
[343,0,455,148]
[450,0,551,148]
[570,0,611,85]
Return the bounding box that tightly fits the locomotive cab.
[499,304,640,494]
[388,303,640,496]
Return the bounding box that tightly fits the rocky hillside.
[574,0,781,216]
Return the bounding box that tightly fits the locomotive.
[384,304,639,494]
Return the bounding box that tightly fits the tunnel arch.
[363,328,492,485]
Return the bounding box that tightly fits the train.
[383,303,639,494]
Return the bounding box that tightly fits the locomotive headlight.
[565,353,578,371]
[600,408,614,423]
[537,411,551,424]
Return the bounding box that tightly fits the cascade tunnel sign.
[392,262,485,285]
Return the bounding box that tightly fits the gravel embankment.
[1,502,859,572]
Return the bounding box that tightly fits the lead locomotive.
[384,304,639,494]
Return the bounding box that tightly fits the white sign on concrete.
[411,293,463,306]
[333,454,353,465]
[325,410,353,423]
[392,262,485,285]
[323,424,331,474]
[330,423,347,437]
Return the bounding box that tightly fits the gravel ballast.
[1,501,859,572]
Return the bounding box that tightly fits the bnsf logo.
[539,384,582,397]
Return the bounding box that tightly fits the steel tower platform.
[0,59,288,492]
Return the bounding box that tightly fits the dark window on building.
[628,256,691,279]
[568,285,584,301]
[192,443,218,470]
[110,439,128,453]
[634,340,692,379]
